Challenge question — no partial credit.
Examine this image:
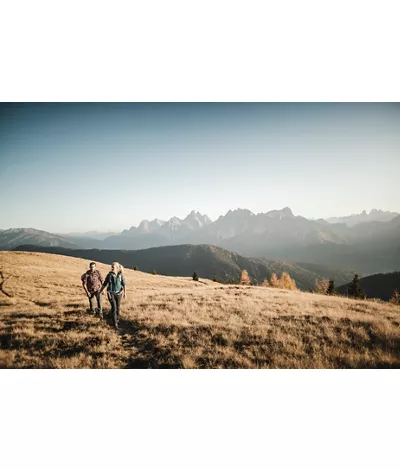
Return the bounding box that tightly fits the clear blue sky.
[1,103,399,232]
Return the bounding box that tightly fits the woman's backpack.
[108,271,123,293]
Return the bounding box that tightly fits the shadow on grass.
[113,317,184,369]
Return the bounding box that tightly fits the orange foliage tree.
[314,279,330,294]
[240,269,251,285]
[269,272,297,290]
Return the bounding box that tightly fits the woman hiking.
[99,262,126,329]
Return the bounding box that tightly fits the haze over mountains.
[325,209,398,226]
[2,207,400,275]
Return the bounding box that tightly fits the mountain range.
[2,208,400,275]
[325,209,398,226]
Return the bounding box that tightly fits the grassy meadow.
[0,251,399,368]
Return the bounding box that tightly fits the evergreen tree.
[327,279,335,295]
[133,265,138,271]
[193,271,199,281]
[347,274,365,299]
[152,269,157,275]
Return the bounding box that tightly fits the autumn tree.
[269,272,279,287]
[240,269,251,285]
[314,278,329,295]
[268,272,296,290]
[280,272,297,290]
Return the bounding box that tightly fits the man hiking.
[81,262,104,318]
[99,262,126,330]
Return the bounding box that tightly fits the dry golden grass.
[1,251,399,368]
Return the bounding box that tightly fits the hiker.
[99,262,126,329]
[81,262,104,318]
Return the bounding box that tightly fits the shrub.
[152,269,157,275]
[193,271,199,281]
[133,266,138,271]
[262,278,269,287]
[389,289,400,305]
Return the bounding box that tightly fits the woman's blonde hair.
[111,262,124,274]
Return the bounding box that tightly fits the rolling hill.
[0,251,399,369]
[12,244,355,290]
[337,272,400,301]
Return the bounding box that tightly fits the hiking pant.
[89,290,102,314]
[107,291,122,327]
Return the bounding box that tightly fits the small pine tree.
[133,265,138,271]
[240,269,251,285]
[212,276,218,282]
[347,274,365,299]
[326,279,335,295]
[152,269,157,275]
[193,271,199,281]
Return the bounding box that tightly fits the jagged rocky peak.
[266,207,294,218]
[225,208,255,217]
[184,210,212,227]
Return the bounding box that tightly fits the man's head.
[89,262,96,272]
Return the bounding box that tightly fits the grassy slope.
[0,251,399,368]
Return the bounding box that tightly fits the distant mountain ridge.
[326,209,399,226]
[0,228,79,250]
[12,244,356,291]
[2,208,400,275]
[57,231,118,240]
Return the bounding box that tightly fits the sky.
[0,103,399,232]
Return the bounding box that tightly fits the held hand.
[86,292,91,298]
[123,293,126,300]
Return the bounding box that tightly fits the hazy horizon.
[1,103,399,232]
[1,206,399,234]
